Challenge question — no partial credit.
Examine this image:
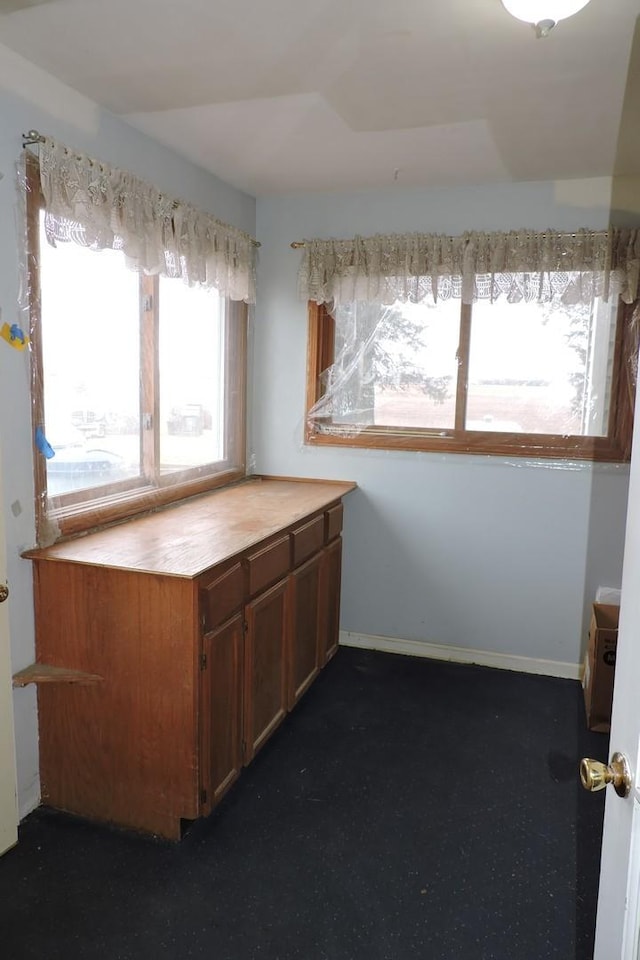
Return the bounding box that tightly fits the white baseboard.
[18,779,40,822]
[339,631,581,681]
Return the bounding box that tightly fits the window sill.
[43,466,247,542]
[305,425,631,464]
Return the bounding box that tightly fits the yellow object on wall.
[0,322,29,351]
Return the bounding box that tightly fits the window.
[306,292,636,461]
[28,160,246,539]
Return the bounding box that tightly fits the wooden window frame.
[305,300,636,463]
[27,155,246,540]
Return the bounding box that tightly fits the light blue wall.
[0,45,255,817]
[1,42,632,820]
[254,179,630,666]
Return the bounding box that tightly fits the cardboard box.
[582,603,619,732]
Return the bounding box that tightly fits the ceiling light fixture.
[501,0,591,38]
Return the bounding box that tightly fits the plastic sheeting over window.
[18,154,248,546]
[306,291,638,462]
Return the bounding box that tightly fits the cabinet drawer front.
[200,562,245,632]
[325,503,343,543]
[246,536,290,597]
[291,515,325,567]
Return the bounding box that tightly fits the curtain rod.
[22,129,261,248]
[22,130,45,147]
[290,229,611,249]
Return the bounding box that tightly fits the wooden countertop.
[24,476,356,578]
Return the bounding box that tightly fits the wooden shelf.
[12,663,103,688]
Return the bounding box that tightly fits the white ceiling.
[0,0,638,196]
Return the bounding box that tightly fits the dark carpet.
[1,647,607,960]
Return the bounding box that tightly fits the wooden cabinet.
[24,477,354,839]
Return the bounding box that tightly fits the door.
[592,358,640,957]
[243,577,288,762]
[319,536,342,665]
[0,438,18,855]
[288,552,322,708]
[199,614,244,814]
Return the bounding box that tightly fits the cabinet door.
[244,578,288,762]
[200,614,244,814]
[288,552,322,708]
[319,536,342,664]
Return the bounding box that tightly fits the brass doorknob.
[0,583,8,603]
[580,752,632,798]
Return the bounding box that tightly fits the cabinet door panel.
[244,578,288,762]
[200,614,244,813]
[289,553,322,708]
[320,536,342,664]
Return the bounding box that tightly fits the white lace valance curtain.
[34,136,257,303]
[298,229,640,306]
